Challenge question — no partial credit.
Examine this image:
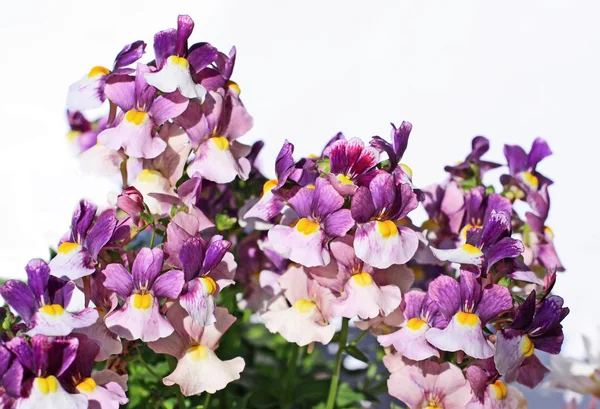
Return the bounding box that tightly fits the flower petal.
[354,222,418,269]
[426,313,494,359]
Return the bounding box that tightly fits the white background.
[1,1,598,405]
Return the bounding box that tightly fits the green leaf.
[316,157,330,173]
[345,345,369,364]
[498,276,512,287]
[215,213,237,231]
[336,382,365,407]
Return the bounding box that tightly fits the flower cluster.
[0,13,575,409]
[245,121,570,407]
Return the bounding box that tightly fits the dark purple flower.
[351,173,419,269]
[177,235,236,326]
[6,335,87,408]
[444,136,502,181]
[67,40,146,111]
[502,137,553,220]
[431,193,523,275]
[425,270,513,359]
[145,15,217,99]
[48,200,119,281]
[244,140,298,222]
[0,259,97,336]
[494,290,568,386]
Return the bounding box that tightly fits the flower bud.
[117,186,144,225]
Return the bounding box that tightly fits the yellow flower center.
[137,169,162,183]
[455,311,480,327]
[39,304,65,316]
[336,174,354,185]
[211,136,230,151]
[131,293,153,310]
[35,376,59,395]
[491,380,508,400]
[544,226,555,240]
[352,272,373,287]
[412,266,425,281]
[200,276,217,295]
[520,171,539,190]
[305,184,316,190]
[522,334,535,357]
[168,55,190,69]
[227,80,241,95]
[76,377,97,393]
[460,243,483,255]
[88,66,110,78]
[125,109,148,126]
[296,218,319,235]
[263,179,278,195]
[188,345,209,361]
[377,220,398,238]
[294,299,316,313]
[399,163,413,178]
[58,242,79,254]
[406,317,427,331]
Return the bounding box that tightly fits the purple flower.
[66,111,107,153]
[60,335,128,409]
[177,90,253,183]
[444,136,501,181]
[98,63,189,159]
[431,193,523,275]
[421,181,466,247]
[268,178,354,267]
[0,259,97,337]
[465,362,525,409]
[523,211,565,272]
[6,335,88,409]
[145,15,217,100]
[425,271,513,359]
[351,173,419,269]
[494,290,568,386]
[502,137,553,220]
[116,186,145,226]
[67,40,146,111]
[378,290,445,360]
[49,200,119,281]
[322,137,379,195]
[370,121,414,184]
[177,235,236,326]
[103,248,184,342]
[244,140,297,222]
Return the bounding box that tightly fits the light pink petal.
[48,245,95,281]
[426,313,494,359]
[262,305,335,346]
[332,278,401,320]
[105,296,173,342]
[75,318,122,361]
[163,349,244,395]
[268,224,329,268]
[27,308,98,337]
[378,324,439,361]
[354,222,419,269]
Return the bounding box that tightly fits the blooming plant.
[0,13,580,409]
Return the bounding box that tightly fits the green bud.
[215,213,237,231]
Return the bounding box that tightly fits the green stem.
[202,392,211,408]
[177,390,185,409]
[149,228,156,248]
[283,344,299,407]
[350,329,368,346]
[326,317,349,409]
[135,348,161,382]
